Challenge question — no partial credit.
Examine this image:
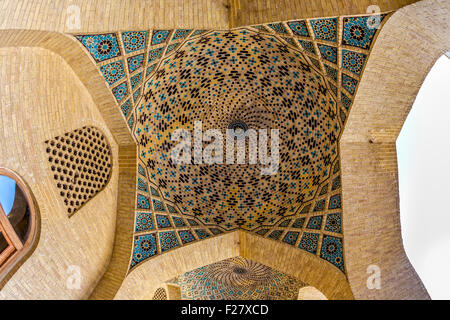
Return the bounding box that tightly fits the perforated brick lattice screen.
[45,126,112,216]
[152,287,167,300]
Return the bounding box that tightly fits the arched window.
[0,168,39,286]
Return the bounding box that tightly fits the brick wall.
[0,47,118,299]
[341,0,450,299]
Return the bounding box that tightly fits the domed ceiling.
[168,256,306,300]
[138,29,338,230]
[74,12,390,275]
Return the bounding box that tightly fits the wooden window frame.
[0,218,18,266]
[0,168,40,287]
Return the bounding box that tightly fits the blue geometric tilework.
[342,73,358,95]
[298,232,319,254]
[267,23,289,35]
[300,203,312,214]
[319,184,329,196]
[134,30,339,236]
[324,213,342,233]
[209,228,223,235]
[187,219,199,227]
[166,43,180,55]
[317,44,337,64]
[324,64,338,82]
[178,230,195,244]
[342,15,386,50]
[148,47,165,63]
[121,31,148,54]
[340,107,347,124]
[159,231,180,252]
[172,29,192,41]
[282,231,299,245]
[150,186,159,197]
[306,215,323,230]
[100,60,125,86]
[331,176,341,191]
[278,219,291,227]
[287,20,309,37]
[137,177,148,192]
[314,190,326,204]
[131,233,157,267]
[133,88,141,103]
[281,37,297,48]
[112,82,128,102]
[176,257,305,300]
[328,194,342,209]
[297,39,316,55]
[151,30,171,45]
[335,161,341,174]
[128,113,134,129]
[328,81,338,97]
[342,50,367,76]
[309,57,321,70]
[172,216,187,227]
[313,199,326,212]
[167,204,177,213]
[194,229,211,240]
[138,163,146,177]
[292,218,305,229]
[255,229,270,236]
[127,54,144,73]
[166,204,178,213]
[120,99,131,118]
[137,194,150,209]
[341,92,352,111]
[320,235,345,272]
[123,14,389,272]
[252,25,269,32]
[146,63,157,77]
[135,212,154,232]
[152,199,166,212]
[156,214,172,228]
[339,107,347,124]
[76,33,121,62]
[191,29,209,37]
[130,72,143,90]
[267,230,283,240]
[310,18,338,42]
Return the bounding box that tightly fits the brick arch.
[115,231,354,300]
[0,29,132,146]
[341,0,450,299]
[0,29,136,300]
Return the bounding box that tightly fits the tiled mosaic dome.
[171,256,305,300]
[136,29,339,231]
[74,12,390,275]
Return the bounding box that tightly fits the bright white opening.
[397,54,450,300]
